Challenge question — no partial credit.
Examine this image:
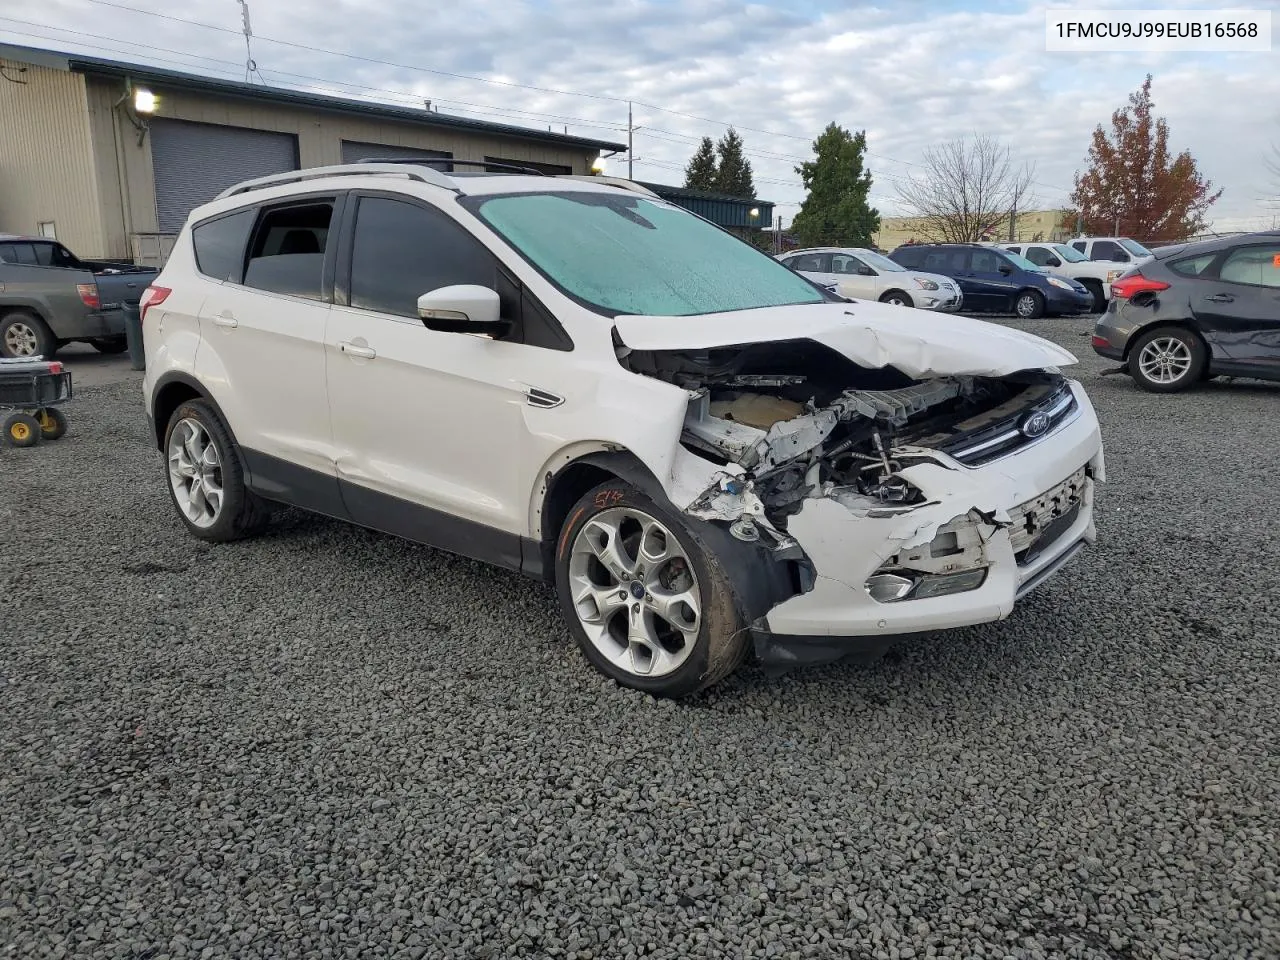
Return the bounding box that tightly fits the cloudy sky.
[2,0,1276,233]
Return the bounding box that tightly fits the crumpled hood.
[613,301,1077,380]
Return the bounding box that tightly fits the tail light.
[1091,335,1110,349]
[1110,273,1169,300]
[76,283,100,309]
[139,285,171,323]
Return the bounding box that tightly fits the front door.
[324,193,539,567]
[828,253,879,300]
[1193,242,1280,372]
[965,248,1022,311]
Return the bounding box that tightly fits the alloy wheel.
[167,418,224,528]
[1137,336,1193,384]
[1016,295,1038,318]
[3,321,38,357]
[567,507,701,679]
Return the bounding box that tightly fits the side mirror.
[858,265,877,277]
[998,265,1013,275]
[417,285,510,338]
[1046,257,1061,267]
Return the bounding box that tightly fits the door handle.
[1204,293,1234,303]
[212,312,238,328]
[340,341,376,359]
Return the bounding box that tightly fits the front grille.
[1007,466,1088,564]
[939,381,1078,467]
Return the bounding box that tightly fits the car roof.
[0,233,48,242]
[1152,230,1280,260]
[782,247,877,255]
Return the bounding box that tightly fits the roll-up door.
[150,119,299,234]
[341,140,452,169]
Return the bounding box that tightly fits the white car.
[1068,236,1155,268]
[999,242,1124,312]
[778,247,962,311]
[141,163,1104,697]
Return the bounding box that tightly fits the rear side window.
[349,196,497,318]
[1219,245,1280,288]
[923,249,966,273]
[1169,253,1217,277]
[192,210,255,283]
[892,247,923,268]
[789,253,827,273]
[243,201,334,300]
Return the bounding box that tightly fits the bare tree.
[894,136,1037,243]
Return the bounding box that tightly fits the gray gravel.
[3,315,1279,959]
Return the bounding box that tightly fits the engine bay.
[621,338,1063,529]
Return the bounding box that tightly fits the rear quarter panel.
[0,263,96,336]
[142,239,205,421]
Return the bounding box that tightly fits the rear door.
[193,195,342,513]
[1192,242,1280,370]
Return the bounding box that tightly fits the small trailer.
[0,357,72,447]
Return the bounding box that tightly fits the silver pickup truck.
[0,234,159,358]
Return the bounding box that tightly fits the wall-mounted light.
[591,156,608,175]
[749,207,760,219]
[133,87,157,114]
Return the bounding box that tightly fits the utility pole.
[627,101,633,180]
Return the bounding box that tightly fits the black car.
[890,243,1095,318]
[1091,231,1280,392]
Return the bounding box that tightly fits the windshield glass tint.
[1119,238,1153,257]
[1053,244,1088,262]
[468,192,826,317]
[857,250,905,272]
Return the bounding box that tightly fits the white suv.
[999,242,1124,312]
[141,162,1104,697]
[1069,237,1155,268]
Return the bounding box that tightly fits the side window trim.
[191,206,259,284]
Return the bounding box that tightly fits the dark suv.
[1091,231,1280,392]
[890,243,1095,319]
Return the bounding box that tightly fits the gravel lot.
[3,315,1279,959]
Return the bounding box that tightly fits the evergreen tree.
[684,137,718,190]
[791,123,880,247]
[713,128,755,198]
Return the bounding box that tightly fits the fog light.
[913,568,988,599]
[866,573,916,602]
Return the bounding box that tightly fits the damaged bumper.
[749,380,1103,667]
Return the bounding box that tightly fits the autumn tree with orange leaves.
[1065,75,1221,243]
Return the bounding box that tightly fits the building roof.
[0,42,626,153]
[636,181,765,204]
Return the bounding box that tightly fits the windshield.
[1003,250,1041,271]
[1119,237,1153,257]
[1052,244,1088,263]
[465,192,827,317]
[856,249,906,273]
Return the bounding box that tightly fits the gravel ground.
[3,315,1279,960]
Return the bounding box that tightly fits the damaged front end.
[619,334,1100,660]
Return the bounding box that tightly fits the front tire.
[0,311,56,359]
[880,290,914,308]
[1014,290,1045,319]
[4,413,41,447]
[164,399,270,541]
[1080,279,1107,313]
[1129,326,1206,393]
[555,480,748,697]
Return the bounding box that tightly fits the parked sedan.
[1092,231,1280,392]
[778,247,962,311]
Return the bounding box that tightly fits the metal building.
[0,43,625,264]
[636,182,773,231]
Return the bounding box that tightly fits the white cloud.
[2,0,1274,230]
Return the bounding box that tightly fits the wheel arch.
[1120,318,1210,362]
[879,288,911,304]
[151,372,242,454]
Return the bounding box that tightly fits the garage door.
[151,119,299,234]
[341,140,452,169]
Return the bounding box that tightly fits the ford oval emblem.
[1021,411,1051,439]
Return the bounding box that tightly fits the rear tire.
[879,290,914,308]
[1129,326,1206,393]
[89,337,128,354]
[0,311,56,359]
[1014,290,1045,319]
[163,399,270,541]
[554,480,749,697]
[36,407,68,440]
[1080,279,1107,313]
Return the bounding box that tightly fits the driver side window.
[1024,246,1053,267]
[830,254,869,275]
[971,250,1004,273]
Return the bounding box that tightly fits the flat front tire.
[164,399,270,541]
[554,480,749,697]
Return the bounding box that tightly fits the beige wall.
[0,58,107,256]
[85,76,599,257]
[873,210,1070,250]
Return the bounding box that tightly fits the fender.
[149,371,245,463]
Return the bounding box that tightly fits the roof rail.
[214,162,459,201]
[555,175,660,198]
[358,157,548,176]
